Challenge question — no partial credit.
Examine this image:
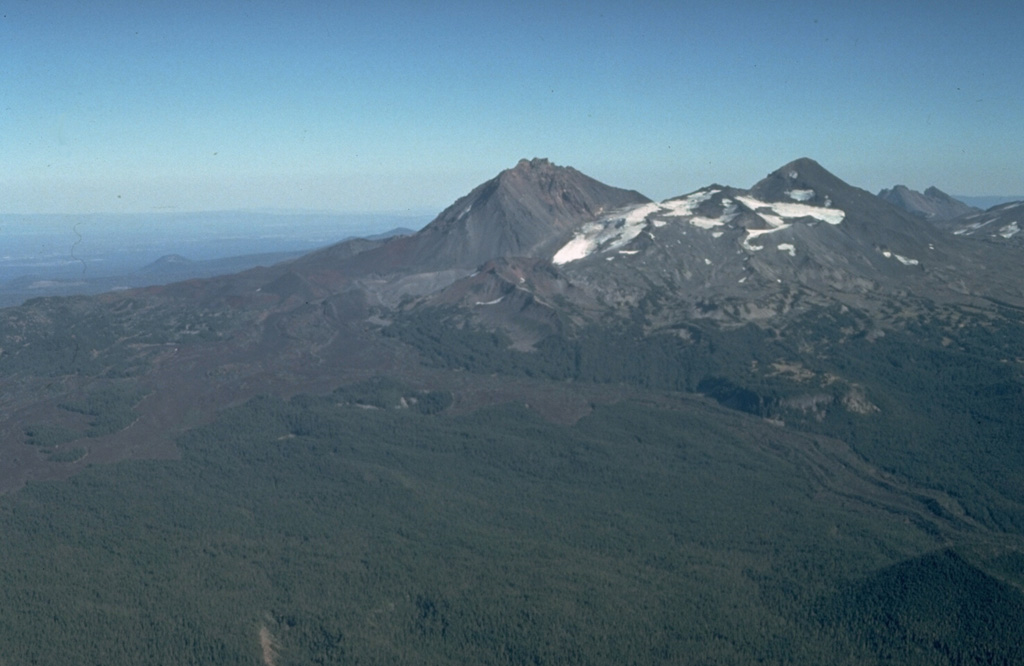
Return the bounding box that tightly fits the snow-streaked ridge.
[552,188,847,265]
[552,202,661,264]
[736,196,845,225]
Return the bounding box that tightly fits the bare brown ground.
[259,625,278,666]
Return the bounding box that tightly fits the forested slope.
[1,380,1021,664]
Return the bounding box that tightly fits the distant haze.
[955,195,1024,210]
[0,212,429,282]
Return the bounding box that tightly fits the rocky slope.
[937,200,1024,247]
[410,158,1024,350]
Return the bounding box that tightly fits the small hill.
[826,549,1024,665]
[137,254,193,274]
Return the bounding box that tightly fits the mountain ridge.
[878,184,978,221]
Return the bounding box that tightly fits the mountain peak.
[499,157,575,187]
[778,156,827,175]
[303,159,651,278]
[512,157,555,172]
[407,159,649,268]
[748,157,853,207]
[766,157,842,186]
[878,184,978,221]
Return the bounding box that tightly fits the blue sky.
[3,0,1022,214]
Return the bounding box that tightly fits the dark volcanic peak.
[748,158,948,248]
[418,157,651,266]
[749,157,851,205]
[878,184,978,221]
[310,158,651,278]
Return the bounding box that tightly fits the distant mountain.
[876,185,1022,248]
[365,227,416,241]
[0,250,307,308]
[878,184,978,221]
[0,227,415,308]
[137,254,195,273]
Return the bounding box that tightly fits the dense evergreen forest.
[392,302,1024,531]
[1,378,1023,664]
[3,292,1024,663]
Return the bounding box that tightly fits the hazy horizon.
[0,210,431,286]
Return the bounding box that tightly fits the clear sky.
[3,0,1023,214]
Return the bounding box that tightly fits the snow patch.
[691,216,726,229]
[741,225,790,252]
[786,189,814,202]
[957,217,997,235]
[662,189,721,217]
[639,190,742,232]
[736,195,845,225]
[690,200,739,229]
[998,221,1019,238]
[552,234,596,264]
[475,297,504,306]
[746,225,791,239]
[757,212,788,228]
[552,202,662,264]
[704,258,712,265]
[881,250,919,266]
[777,243,796,257]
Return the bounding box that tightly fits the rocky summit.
[878,184,979,221]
